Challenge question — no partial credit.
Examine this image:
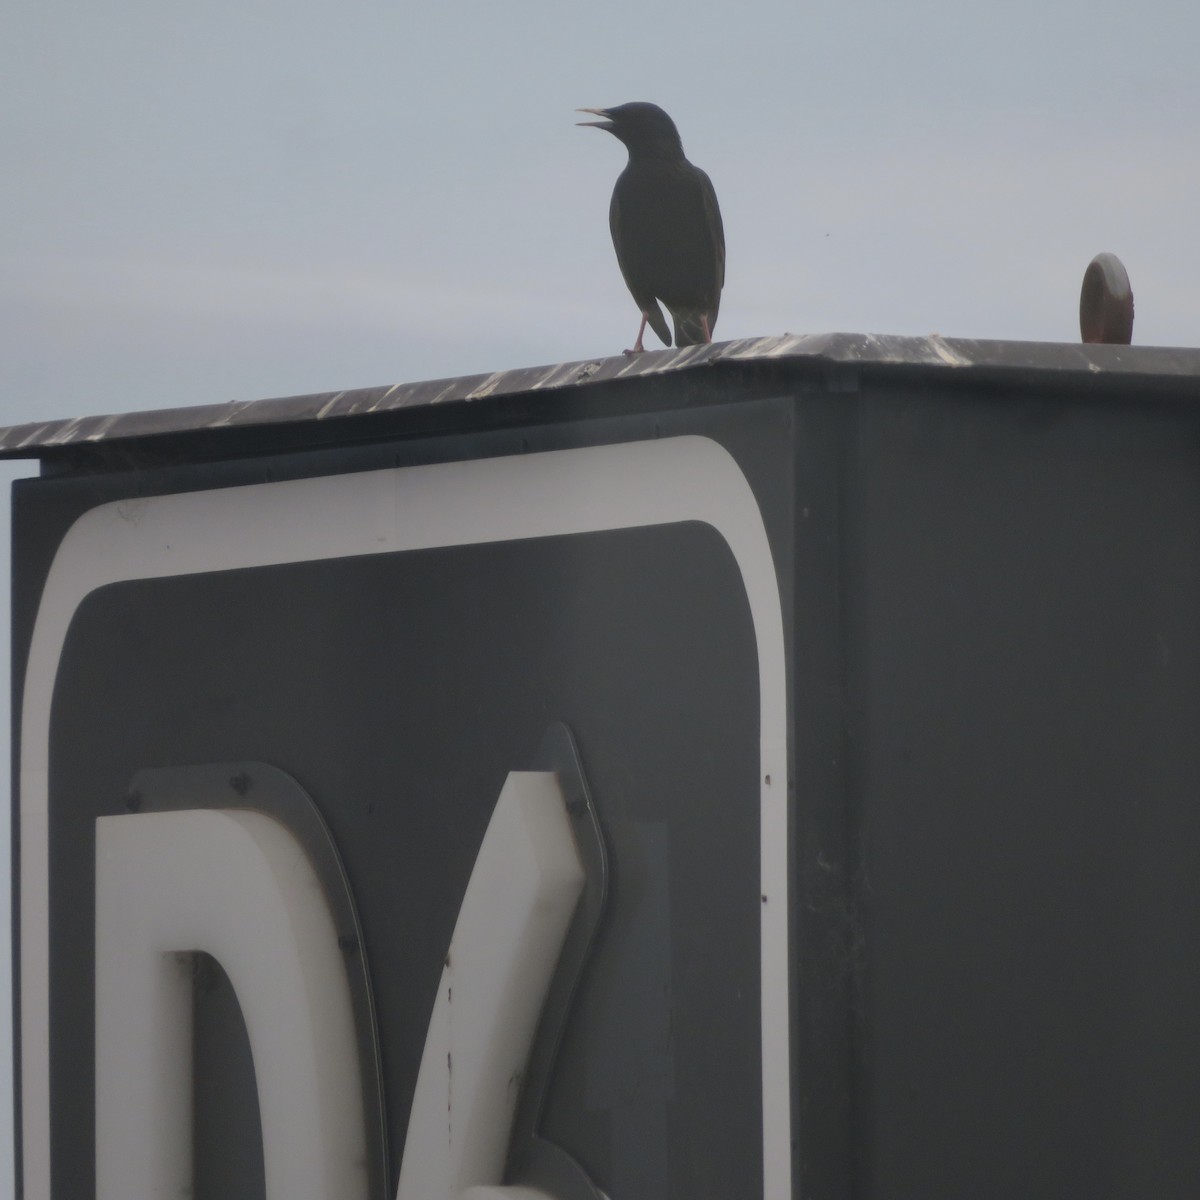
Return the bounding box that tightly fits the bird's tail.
[670,308,714,347]
[645,301,672,348]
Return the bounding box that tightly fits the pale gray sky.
[2,0,1198,1188]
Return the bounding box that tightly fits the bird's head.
[576,102,684,159]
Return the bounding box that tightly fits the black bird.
[578,102,724,353]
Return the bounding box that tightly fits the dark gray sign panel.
[17,431,791,1199]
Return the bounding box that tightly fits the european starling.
[578,102,724,353]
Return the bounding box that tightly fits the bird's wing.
[665,166,725,344]
[698,167,725,318]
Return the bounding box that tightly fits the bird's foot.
[623,313,649,355]
[623,345,646,356]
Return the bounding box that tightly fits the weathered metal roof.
[3,332,1199,464]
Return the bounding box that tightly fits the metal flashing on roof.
[3,332,1200,463]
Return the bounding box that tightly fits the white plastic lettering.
[94,809,367,1200]
[396,771,585,1200]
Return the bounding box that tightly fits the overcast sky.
[2,0,1198,1188]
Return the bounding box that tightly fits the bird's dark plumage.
[578,102,724,353]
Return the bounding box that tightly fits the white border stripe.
[19,435,790,1198]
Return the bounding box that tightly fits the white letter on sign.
[94,809,367,1200]
[397,770,586,1200]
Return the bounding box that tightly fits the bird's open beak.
[576,107,614,130]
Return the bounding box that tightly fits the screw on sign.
[1080,252,1134,345]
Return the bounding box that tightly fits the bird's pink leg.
[624,313,649,356]
[701,313,712,343]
